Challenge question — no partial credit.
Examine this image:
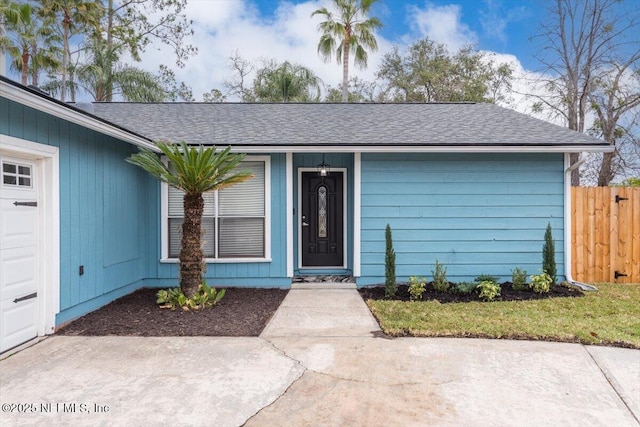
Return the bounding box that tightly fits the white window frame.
[160,155,271,263]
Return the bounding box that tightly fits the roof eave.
[224,144,614,154]
[1,79,158,152]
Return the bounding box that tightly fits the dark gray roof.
[88,102,607,148]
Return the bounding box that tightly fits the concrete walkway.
[1,289,639,427]
[261,289,381,337]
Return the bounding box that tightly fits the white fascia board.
[226,144,614,154]
[1,81,158,152]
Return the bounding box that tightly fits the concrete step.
[291,282,357,290]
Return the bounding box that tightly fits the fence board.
[572,187,640,283]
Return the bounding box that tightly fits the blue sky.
[251,0,543,69]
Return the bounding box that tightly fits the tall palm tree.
[46,38,165,101]
[6,8,60,86]
[312,0,381,102]
[127,142,253,298]
[253,61,322,102]
[41,0,103,101]
[1,1,31,76]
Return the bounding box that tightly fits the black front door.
[301,171,344,267]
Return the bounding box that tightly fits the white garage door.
[0,156,39,353]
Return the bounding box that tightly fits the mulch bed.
[56,288,288,337]
[358,282,584,303]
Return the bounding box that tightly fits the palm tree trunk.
[341,30,350,102]
[61,13,70,102]
[180,192,204,298]
[21,50,28,85]
[31,41,38,86]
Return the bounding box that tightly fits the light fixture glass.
[317,154,330,177]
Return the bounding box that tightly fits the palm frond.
[127,142,253,195]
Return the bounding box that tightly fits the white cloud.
[133,0,394,101]
[135,0,391,100]
[407,3,477,51]
[125,0,552,117]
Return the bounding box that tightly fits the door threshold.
[293,274,355,283]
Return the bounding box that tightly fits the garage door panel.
[0,246,37,300]
[1,156,40,353]
[0,199,38,250]
[0,297,38,353]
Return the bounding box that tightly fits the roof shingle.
[89,102,607,148]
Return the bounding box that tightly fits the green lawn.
[365,283,640,348]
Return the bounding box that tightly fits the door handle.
[13,201,37,207]
[13,292,37,303]
[302,221,309,227]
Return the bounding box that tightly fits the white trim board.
[224,145,615,154]
[353,153,361,277]
[286,153,294,277]
[1,80,156,152]
[0,134,60,339]
[160,155,272,263]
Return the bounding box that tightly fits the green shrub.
[474,274,499,284]
[511,267,528,291]
[529,272,552,294]
[408,276,426,301]
[156,281,226,311]
[542,223,557,284]
[384,224,397,298]
[477,280,501,301]
[431,260,449,292]
[452,281,476,295]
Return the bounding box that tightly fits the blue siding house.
[0,76,612,352]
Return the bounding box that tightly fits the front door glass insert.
[318,185,327,238]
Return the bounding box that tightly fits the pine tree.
[384,223,396,298]
[542,223,557,284]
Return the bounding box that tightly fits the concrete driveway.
[1,289,638,426]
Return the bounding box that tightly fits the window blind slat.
[169,218,215,258]
[219,162,264,216]
[166,159,266,259]
[219,218,264,258]
[168,187,215,216]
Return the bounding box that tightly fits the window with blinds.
[166,160,266,259]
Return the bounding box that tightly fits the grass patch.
[365,283,640,348]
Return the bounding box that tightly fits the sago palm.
[126,142,253,298]
[312,0,381,102]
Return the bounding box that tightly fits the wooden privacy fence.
[571,187,640,283]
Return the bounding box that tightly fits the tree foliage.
[224,55,322,103]
[542,223,557,284]
[4,0,196,102]
[312,0,382,102]
[44,37,166,101]
[202,88,226,103]
[253,60,322,102]
[532,0,640,185]
[376,37,513,103]
[5,4,60,86]
[324,76,380,102]
[100,0,196,68]
[384,223,396,298]
[1,0,32,76]
[126,142,252,297]
[41,0,103,101]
